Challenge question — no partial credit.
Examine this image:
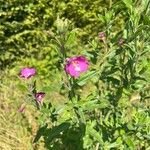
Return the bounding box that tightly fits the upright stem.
[58,30,85,124]
[67,74,75,100]
[109,0,112,9]
[95,143,100,150]
[145,1,150,14]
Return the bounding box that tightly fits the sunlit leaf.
[77,70,97,86]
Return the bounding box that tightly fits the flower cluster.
[19,56,89,112]
[19,67,45,112]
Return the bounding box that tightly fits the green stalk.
[59,32,84,124]
[109,0,112,9]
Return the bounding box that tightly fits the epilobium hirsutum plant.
[19,1,150,149]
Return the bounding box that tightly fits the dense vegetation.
[0,0,150,149]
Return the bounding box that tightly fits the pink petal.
[66,63,80,77]
[20,68,36,79]
[65,56,89,77]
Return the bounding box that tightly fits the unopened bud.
[98,32,106,41]
[118,38,125,46]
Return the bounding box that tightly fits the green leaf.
[97,14,105,24]
[106,76,120,85]
[17,84,27,92]
[122,0,133,12]
[87,123,103,143]
[77,108,86,123]
[41,86,53,92]
[143,134,150,140]
[33,124,48,143]
[80,99,110,111]
[106,142,120,148]
[128,25,149,42]
[134,76,147,81]
[77,70,97,86]
[46,122,70,143]
[88,40,98,50]
[125,137,135,148]
[65,29,77,48]
[139,66,148,75]
[105,10,114,23]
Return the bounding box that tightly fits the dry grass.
[0,68,66,150]
[0,69,45,150]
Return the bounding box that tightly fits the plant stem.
[109,0,112,9]
[95,143,100,150]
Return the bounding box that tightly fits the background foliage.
[0,0,150,149]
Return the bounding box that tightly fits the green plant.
[22,2,150,148]
[1,0,150,149]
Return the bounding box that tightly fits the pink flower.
[65,56,89,77]
[35,92,45,103]
[20,68,36,79]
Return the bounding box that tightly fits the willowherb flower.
[98,32,106,41]
[65,56,89,77]
[35,92,45,103]
[20,68,36,79]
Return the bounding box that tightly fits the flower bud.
[98,32,106,41]
[118,38,125,46]
[35,92,45,103]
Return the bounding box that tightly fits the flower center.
[72,61,81,71]
[38,95,42,99]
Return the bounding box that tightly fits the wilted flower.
[98,32,106,41]
[65,56,89,77]
[35,92,45,103]
[20,68,36,79]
